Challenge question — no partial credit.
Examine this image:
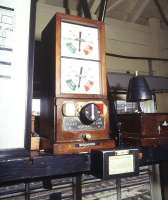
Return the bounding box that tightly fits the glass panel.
[61,58,101,94]
[61,22,99,60]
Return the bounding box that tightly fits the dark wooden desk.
[0,152,90,185]
[0,152,90,200]
[1,147,168,183]
[0,147,168,200]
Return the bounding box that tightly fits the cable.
[63,0,70,15]
[98,0,108,22]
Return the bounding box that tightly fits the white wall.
[35,2,168,77]
[156,93,168,112]
[105,17,168,76]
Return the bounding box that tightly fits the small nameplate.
[75,142,98,147]
[115,150,129,156]
[109,154,134,175]
[63,117,104,131]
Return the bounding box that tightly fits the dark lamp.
[126,72,152,112]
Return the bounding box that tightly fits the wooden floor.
[0,166,152,200]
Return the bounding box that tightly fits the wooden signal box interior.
[40,13,115,154]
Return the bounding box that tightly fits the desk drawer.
[118,113,168,138]
[123,136,168,147]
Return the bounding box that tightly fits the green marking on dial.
[66,79,77,91]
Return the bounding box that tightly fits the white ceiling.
[37,0,168,29]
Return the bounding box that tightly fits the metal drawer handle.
[157,125,161,134]
[157,121,168,134]
[161,121,168,127]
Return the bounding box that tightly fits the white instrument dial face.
[61,22,99,60]
[61,58,101,94]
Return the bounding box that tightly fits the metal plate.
[63,116,104,131]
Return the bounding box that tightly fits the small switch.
[82,133,92,140]
[62,102,76,116]
[96,103,104,114]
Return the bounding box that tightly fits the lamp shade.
[127,76,152,102]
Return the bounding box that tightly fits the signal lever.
[117,121,124,147]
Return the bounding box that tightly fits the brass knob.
[82,133,91,140]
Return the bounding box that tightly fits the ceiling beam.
[130,0,151,23]
[90,0,101,14]
[123,0,139,21]
[106,0,125,12]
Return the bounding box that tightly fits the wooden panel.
[107,73,168,91]
[152,61,168,77]
[142,114,168,137]
[118,113,142,136]
[106,26,151,45]
[118,113,168,147]
[156,93,168,112]
[0,153,90,184]
[55,98,111,142]
[107,56,148,74]
[40,13,115,154]
[53,140,115,154]
[105,18,150,33]
[106,39,151,57]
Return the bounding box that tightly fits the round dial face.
[61,22,99,60]
[61,58,101,94]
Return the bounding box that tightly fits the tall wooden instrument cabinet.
[40,13,115,154]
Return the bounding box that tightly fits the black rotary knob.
[80,103,100,125]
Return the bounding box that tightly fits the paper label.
[109,155,134,175]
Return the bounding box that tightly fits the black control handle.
[80,103,100,125]
[117,121,124,147]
